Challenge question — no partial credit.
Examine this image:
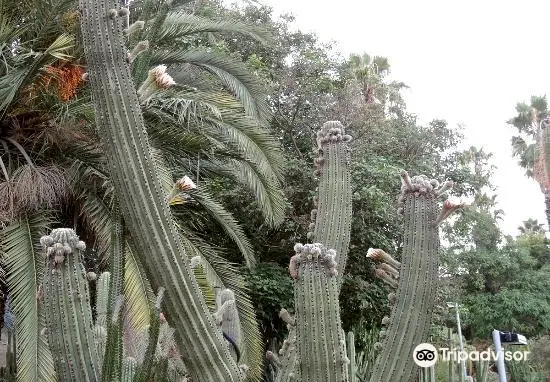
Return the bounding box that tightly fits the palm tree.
[518,218,546,235]
[347,53,407,114]
[508,95,550,229]
[0,0,285,379]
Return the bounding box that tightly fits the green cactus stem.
[213,289,242,362]
[271,309,298,382]
[102,210,124,382]
[40,228,101,382]
[135,287,164,382]
[273,121,353,381]
[311,121,352,283]
[347,331,357,382]
[95,271,110,365]
[121,357,137,382]
[368,172,462,382]
[290,243,349,382]
[78,1,244,380]
[537,117,550,188]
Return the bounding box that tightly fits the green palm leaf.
[74,188,112,261]
[190,188,256,267]
[157,11,269,46]
[0,213,56,382]
[214,158,286,228]
[203,112,284,181]
[151,49,270,123]
[124,241,153,333]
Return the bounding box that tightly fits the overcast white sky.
[256,0,550,235]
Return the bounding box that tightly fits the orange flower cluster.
[43,64,85,102]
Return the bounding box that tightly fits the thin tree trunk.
[545,192,550,230]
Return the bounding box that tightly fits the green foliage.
[444,225,550,339]
[240,263,293,344]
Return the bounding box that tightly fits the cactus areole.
[78,0,244,380]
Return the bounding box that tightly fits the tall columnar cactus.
[367,172,462,382]
[290,243,349,382]
[95,271,110,365]
[40,228,101,381]
[271,121,352,381]
[312,121,353,282]
[102,212,125,381]
[78,1,244,380]
[268,309,297,382]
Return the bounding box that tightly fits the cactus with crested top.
[40,228,102,381]
[78,0,246,380]
[311,121,353,285]
[290,242,350,382]
[39,227,190,382]
[367,172,463,382]
[270,121,352,381]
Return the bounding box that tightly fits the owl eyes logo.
[413,343,438,367]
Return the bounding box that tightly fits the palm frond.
[156,11,269,46]
[0,33,74,113]
[124,240,154,333]
[151,49,270,123]
[145,88,227,124]
[151,147,175,196]
[74,188,112,261]
[147,124,212,159]
[213,158,286,227]
[203,112,284,182]
[11,164,68,213]
[189,188,255,267]
[0,212,56,382]
[146,89,284,184]
[183,235,263,382]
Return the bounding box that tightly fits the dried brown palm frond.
[0,182,16,223]
[11,164,68,213]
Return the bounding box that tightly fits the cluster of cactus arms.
[37,227,193,381]
[268,121,352,381]
[266,121,463,382]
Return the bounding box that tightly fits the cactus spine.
[40,229,101,381]
[78,0,244,380]
[368,173,462,382]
